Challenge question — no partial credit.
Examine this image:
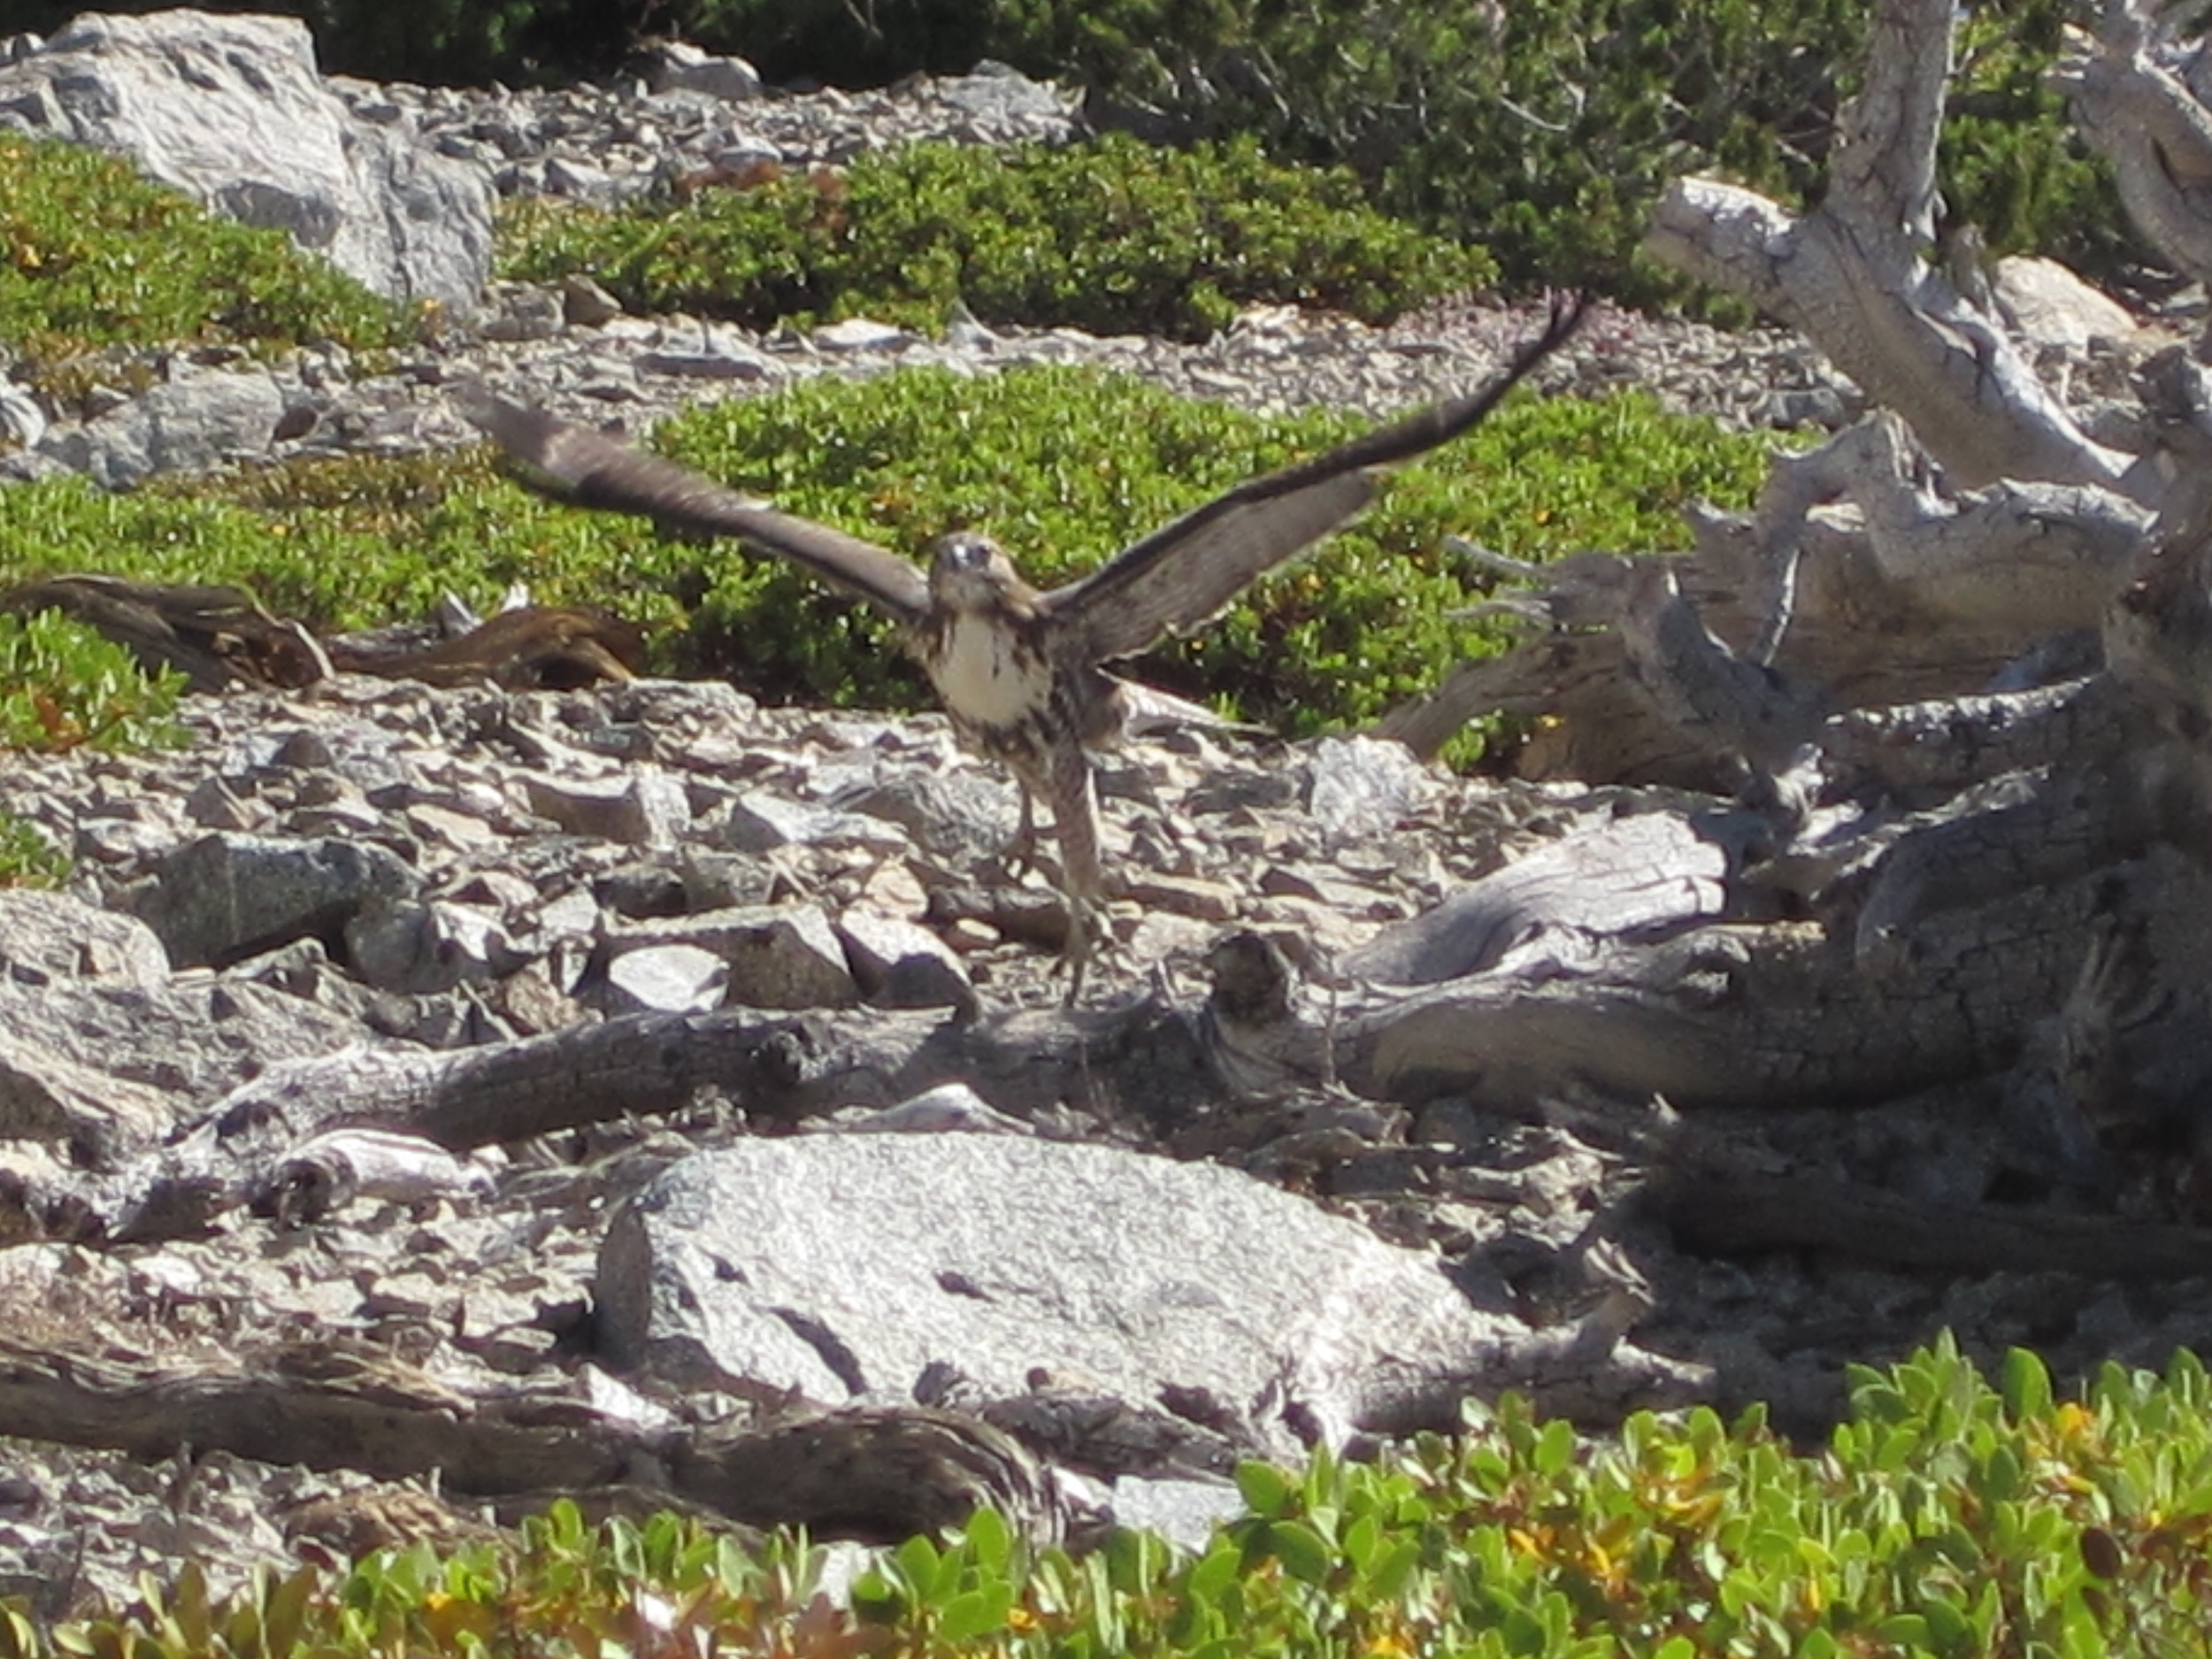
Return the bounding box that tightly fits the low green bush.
[1,366,1773,759]
[649,0,2129,303]
[0,815,68,889]
[0,609,185,755]
[0,136,416,376]
[5,1340,2209,1656]
[498,134,1497,341]
[646,365,1773,749]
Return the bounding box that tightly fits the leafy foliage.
[0,3,2133,296]
[499,134,1496,341]
[9,1341,2212,1655]
[641,0,2135,302]
[0,134,415,375]
[0,609,185,756]
[0,814,68,890]
[1,366,1774,756]
[648,365,1770,742]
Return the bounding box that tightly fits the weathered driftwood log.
[327,604,646,690]
[2054,0,2212,288]
[1649,0,2131,495]
[0,1332,1073,1545]
[0,576,328,692]
[1658,1161,2212,1280]
[0,576,643,697]
[1389,0,2212,786]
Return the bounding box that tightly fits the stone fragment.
[1992,256,2137,351]
[345,899,518,994]
[672,911,854,1013]
[518,768,691,847]
[0,889,169,994]
[1122,871,1240,922]
[602,943,726,1014]
[39,368,285,488]
[645,41,764,100]
[0,11,492,308]
[1303,736,1435,848]
[835,910,972,1009]
[558,274,623,326]
[133,833,417,969]
[813,317,910,352]
[0,1027,179,1164]
[829,1083,1029,1136]
[720,794,906,855]
[597,1135,1520,1455]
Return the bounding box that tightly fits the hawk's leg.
[1001,784,1041,880]
[1041,744,1108,1006]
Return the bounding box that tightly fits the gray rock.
[812,317,910,352]
[519,767,691,847]
[132,832,418,968]
[0,888,169,994]
[558,274,623,326]
[38,367,285,488]
[937,61,1073,126]
[0,378,45,449]
[828,1083,1030,1136]
[719,793,906,855]
[1303,735,1435,848]
[605,902,856,1010]
[709,903,855,1010]
[833,770,1018,861]
[344,898,518,994]
[835,909,972,1009]
[1993,256,2138,351]
[644,41,763,101]
[603,941,727,1014]
[0,11,492,309]
[1104,1475,1245,1552]
[595,1134,1515,1454]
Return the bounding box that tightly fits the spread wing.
[1041,291,1592,662]
[469,397,932,625]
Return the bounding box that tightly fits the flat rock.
[131,831,417,969]
[595,1134,1517,1455]
[0,889,168,994]
[0,10,491,309]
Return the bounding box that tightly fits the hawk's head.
[927,532,1031,612]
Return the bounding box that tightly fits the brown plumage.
[470,293,1590,997]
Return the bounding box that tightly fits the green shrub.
[2,366,1773,758]
[644,0,2132,303]
[498,134,1496,342]
[0,608,185,755]
[0,815,68,889]
[0,134,416,373]
[646,365,1771,743]
[7,1340,2212,1656]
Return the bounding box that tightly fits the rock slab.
[597,1133,1511,1454]
[0,10,492,309]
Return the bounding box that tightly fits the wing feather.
[470,398,931,624]
[1042,291,1591,662]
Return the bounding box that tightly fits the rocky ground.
[0,25,2200,1622]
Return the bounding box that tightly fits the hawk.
[471,292,1590,997]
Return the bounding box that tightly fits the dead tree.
[1369,0,2212,1226]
